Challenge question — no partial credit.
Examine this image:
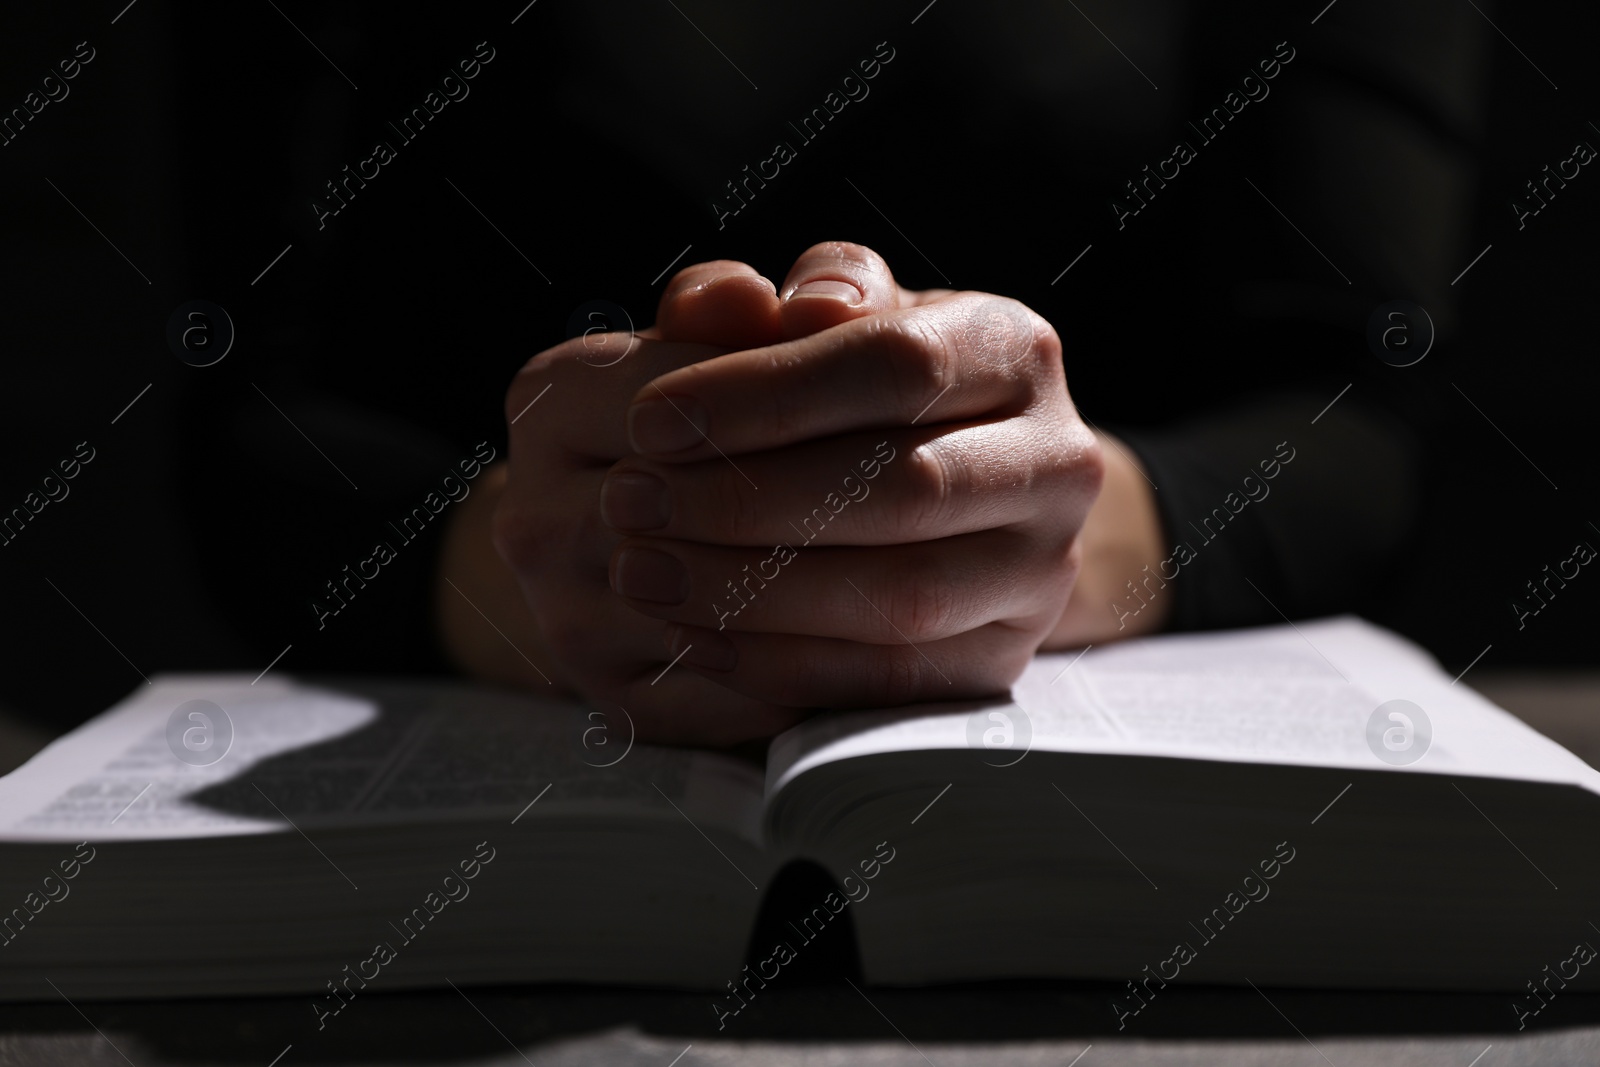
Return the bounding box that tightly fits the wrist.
[1044,431,1172,648]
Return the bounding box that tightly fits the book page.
[766,617,1600,797]
[0,675,763,844]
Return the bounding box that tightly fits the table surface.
[2,671,1596,1067]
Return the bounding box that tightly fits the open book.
[3,617,1598,1008]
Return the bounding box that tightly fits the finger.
[505,334,730,462]
[494,566,658,683]
[655,260,782,348]
[601,423,1091,546]
[499,570,805,747]
[627,292,1056,459]
[493,467,620,577]
[608,527,1065,644]
[777,241,903,340]
[659,620,1035,709]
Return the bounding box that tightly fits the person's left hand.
[601,241,1105,709]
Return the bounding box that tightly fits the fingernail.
[704,271,777,295]
[601,472,670,531]
[666,624,739,672]
[630,395,707,454]
[613,547,689,604]
[789,279,863,305]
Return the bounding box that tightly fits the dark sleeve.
[1106,0,1488,631]
[1116,395,1422,631]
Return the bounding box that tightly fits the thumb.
[778,241,902,340]
[655,260,782,347]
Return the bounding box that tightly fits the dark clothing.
[0,1,1582,726]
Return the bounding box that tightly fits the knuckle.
[1041,423,1105,505]
[869,646,929,707]
[878,571,959,642]
[707,468,759,543]
[764,354,808,444]
[960,293,1061,395]
[975,293,1029,338]
[874,314,953,414]
[1075,430,1108,495]
[1027,306,1064,369]
[892,443,957,533]
[989,297,1059,373]
[982,642,1035,695]
[1054,536,1085,600]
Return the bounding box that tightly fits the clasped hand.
[488,242,1104,745]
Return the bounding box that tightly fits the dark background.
[0,0,1592,732]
